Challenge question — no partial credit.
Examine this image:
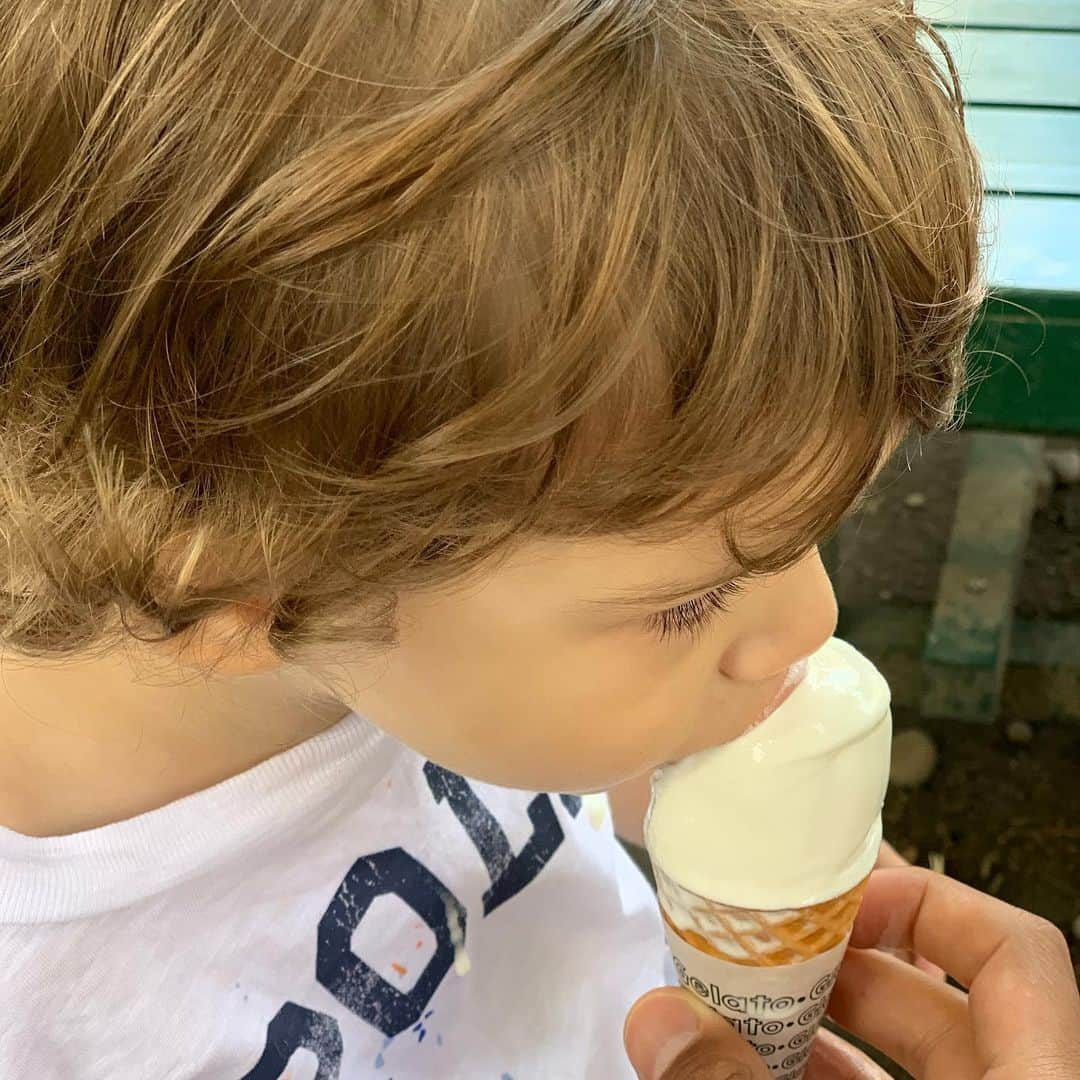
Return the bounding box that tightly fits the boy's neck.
[0,648,349,837]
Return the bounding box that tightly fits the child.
[0,1,985,1077]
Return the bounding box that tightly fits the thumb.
[624,988,770,1080]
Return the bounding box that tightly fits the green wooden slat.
[963,296,1080,435]
[922,433,1045,722]
[986,193,1080,292]
[936,28,1080,107]
[842,605,1080,675]
[967,107,1080,194]
[921,0,1080,30]
[838,605,1080,722]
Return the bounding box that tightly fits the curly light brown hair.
[0,0,984,659]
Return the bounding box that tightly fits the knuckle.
[1020,914,1070,960]
[1021,1050,1079,1079]
[1038,921,1069,957]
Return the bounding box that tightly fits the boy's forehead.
[451,428,904,606]
[560,427,904,603]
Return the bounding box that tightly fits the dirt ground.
[834,432,1079,955]
[832,431,1080,1077]
[832,431,1080,618]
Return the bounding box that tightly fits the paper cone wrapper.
[652,863,869,1080]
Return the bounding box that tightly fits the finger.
[829,947,980,1080]
[624,988,770,1080]
[853,866,1080,1068]
[915,954,947,981]
[870,941,945,983]
[874,840,908,869]
[803,1028,891,1079]
[966,919,1080,1075]
[868,855,946,981]
[852,867,1066,994]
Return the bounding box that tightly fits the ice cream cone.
[644,639,892,1080]
[655,863,868,967]
[652,863,870,1080]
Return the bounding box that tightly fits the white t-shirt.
[0,713,671,1079]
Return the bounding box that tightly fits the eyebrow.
[584,568,744,612]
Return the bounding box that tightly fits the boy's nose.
[716,549,838,684]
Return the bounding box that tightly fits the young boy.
[0,1,987,1077]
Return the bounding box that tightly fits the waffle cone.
[655,868,869,968]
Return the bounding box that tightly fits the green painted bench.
[932,1,1080,437]
[908,2,1078,721]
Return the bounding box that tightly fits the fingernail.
[625,990,706,1080]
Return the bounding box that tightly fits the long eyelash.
[647,580,747,642]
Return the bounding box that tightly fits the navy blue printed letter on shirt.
[316,847,466,1038]
[240,1002,342,1080]
[243,766,584,1072]
[423,762,566,915]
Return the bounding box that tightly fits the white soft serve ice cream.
[646,637,892,910]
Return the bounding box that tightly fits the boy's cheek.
[350,653,690,793]
[438,694,685,794]
[347,630,682,781]
[341,595,705,790]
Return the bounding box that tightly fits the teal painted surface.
[936,28,1080,107]
[984,195,1080,293]
[944,15,1080,426]
[925,434,1043,666]
[922,433,1044,721]
[967,107,1080,195]
[923,0,1080,30]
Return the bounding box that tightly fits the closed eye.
[646,579,747,642]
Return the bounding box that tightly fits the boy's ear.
[164,599,282,676]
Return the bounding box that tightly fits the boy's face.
[318,525,837,795]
